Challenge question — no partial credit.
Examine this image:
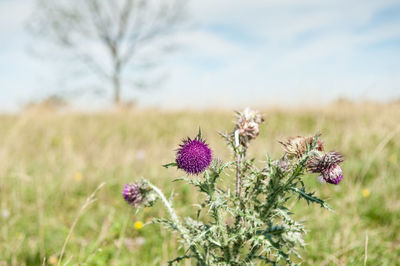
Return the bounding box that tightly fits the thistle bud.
[307,151,344,185]
[122,182,157,208]
[234,108,264,147]
[273,158,290,172]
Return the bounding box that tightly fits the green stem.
[236,153,241,197]
[211,194,231,262]
[147,182,205,264]
[232,130,246,261]
[234,129,242,197]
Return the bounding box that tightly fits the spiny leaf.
[197,127,202,139]
[163,162,178,168]
[168,255,195,266]
[290,187,332,210]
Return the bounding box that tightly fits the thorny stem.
[235,152,241,197]
[234,129,242,197]
[208,180,231,263]
[212,201,231,263]
[146,182,205,264]
[262,169,300,217]
[263,151,311,217]
[233,129,246,260]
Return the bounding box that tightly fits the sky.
[1,0,400,111]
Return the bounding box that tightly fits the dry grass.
[0,103,399,265]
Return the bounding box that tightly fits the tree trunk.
[113,73,121,106]
[111,44,122,106]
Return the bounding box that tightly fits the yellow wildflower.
[74,172,83,181]
[134,221,143,230]
[48,255,58,265]
[362,189,370,198]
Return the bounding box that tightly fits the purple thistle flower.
[176,136,212,175]
[122,183,144,207]
[307,151,344,185]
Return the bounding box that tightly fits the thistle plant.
[122,108,344,265]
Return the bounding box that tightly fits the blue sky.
[0,0,400,111]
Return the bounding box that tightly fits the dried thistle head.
[234,108,264,147]
[279,135,324,158]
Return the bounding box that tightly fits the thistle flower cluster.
[122,108,345,265]
[279,135,344,185]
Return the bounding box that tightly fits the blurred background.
[0,0,399,265]
[1,0,400,110]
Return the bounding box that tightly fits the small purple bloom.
[176,136,212,175]
[307,151,344,185]
[122,183,144,207]
[323,164,343,185]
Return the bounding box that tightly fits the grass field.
[0,103,399,265]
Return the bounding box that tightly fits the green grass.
[0,103,399,265]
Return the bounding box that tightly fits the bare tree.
[29,0,186,105]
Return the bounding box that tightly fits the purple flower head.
[323,164,343,185]
[307,151,344,185]
[176,135,212,175]
[122,183,144,207]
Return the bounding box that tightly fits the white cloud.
[174,30,243,59]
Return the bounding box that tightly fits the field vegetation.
[0,102,399,265]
